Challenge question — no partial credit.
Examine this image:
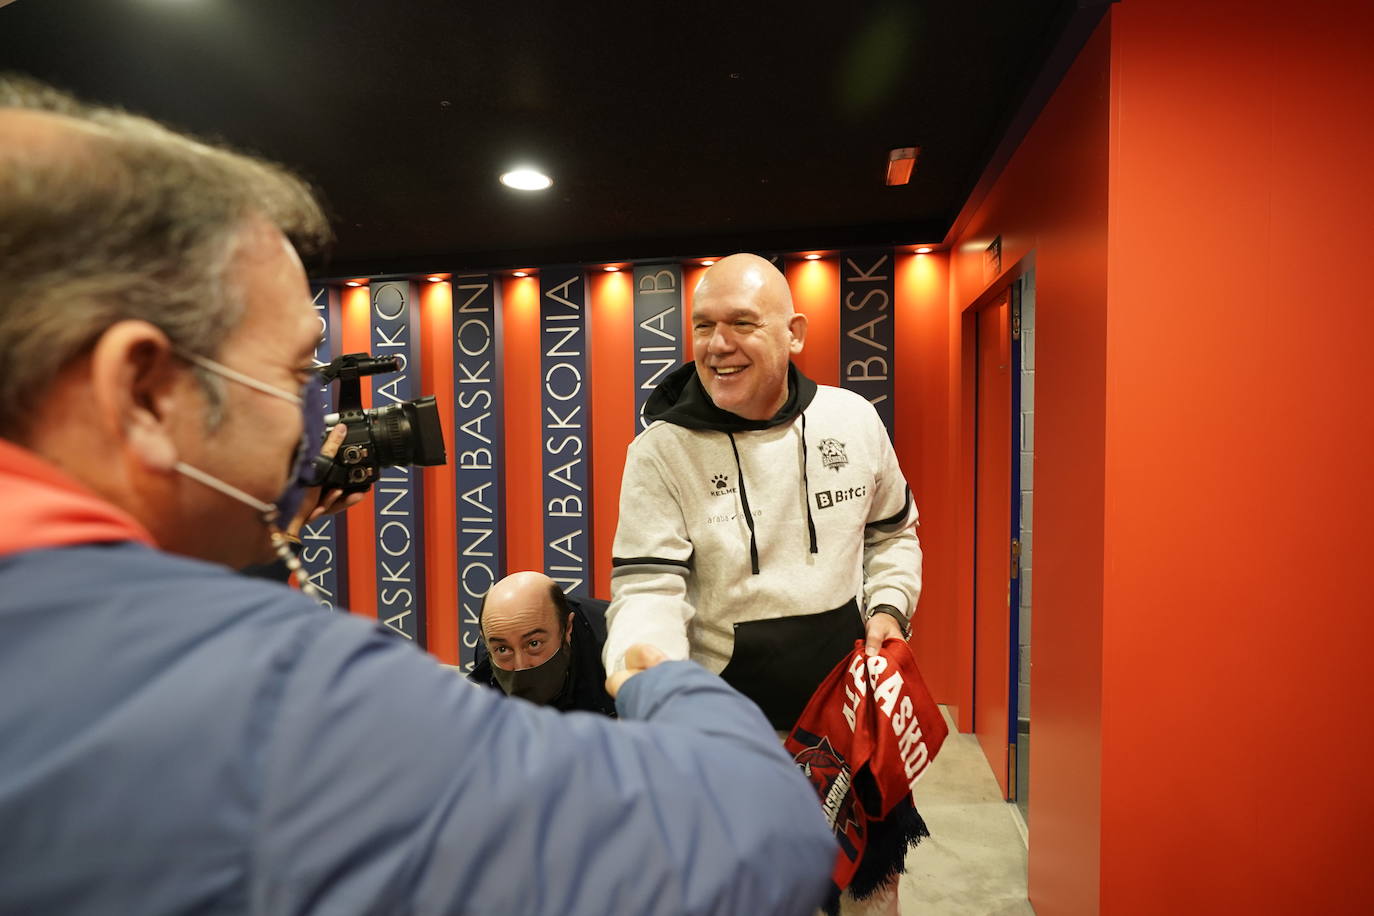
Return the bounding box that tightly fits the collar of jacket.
[642,362,818,432]
[0,438,155,558]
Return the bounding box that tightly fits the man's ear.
[565,611,575,645]
[787,312,808,355]
[88,320,186,473]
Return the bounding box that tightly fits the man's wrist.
[866,603,910,638]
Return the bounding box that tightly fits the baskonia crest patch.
[791,729,863,862]
[817,437,848,471]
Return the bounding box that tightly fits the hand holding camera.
[315,353,448,494]
[282,423,368,539]
[285,352,449,538]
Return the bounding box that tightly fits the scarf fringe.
[823,797,931,913]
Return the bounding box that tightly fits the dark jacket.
[468,595,617,717]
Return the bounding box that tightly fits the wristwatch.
[866,603,910,638]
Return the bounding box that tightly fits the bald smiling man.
[468,571,616,717]
[602,254,926,913]
[604,253,923,729]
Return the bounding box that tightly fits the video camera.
[316,353,447,493]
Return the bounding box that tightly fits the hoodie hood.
[642,362,821,576]
[643,362,818,432]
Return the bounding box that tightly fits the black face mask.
[491,641,572,706]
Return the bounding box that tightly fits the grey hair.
[0,74,330,436]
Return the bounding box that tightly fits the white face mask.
[172,350,325,531]
[170,350,332,596]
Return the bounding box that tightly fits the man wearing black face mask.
[469,571,616,717]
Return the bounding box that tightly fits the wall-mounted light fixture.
[885,147,919,186]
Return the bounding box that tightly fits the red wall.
[932,1,1374,910]
[501,276,543,577]
[341,284,378,620]
[1100,0,1374,911]
[589,271,634,597]
[319,3,1374,907]
[418,280,458,664]
[681,263,708,341]
[786,258,840,388]
[893,251,957,702]
[945,18,1112,915]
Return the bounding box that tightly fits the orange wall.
[501,276,543,577]
[935,1,1374,910]
[786,258,840,388]
[588,271,634,598]
[312,5,1374,906]
[682,263,708,340]
[1100,0,1374,911]
[893,251,957,702]
[946,18,1112,915]
[341,284,378,621]
[418,280,458,664]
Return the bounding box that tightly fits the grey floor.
[898,708,1034,915]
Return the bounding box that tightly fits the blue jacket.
[0,542,835,914]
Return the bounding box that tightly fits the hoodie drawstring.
[727,419,818,577]
[799,413,819,556]
[726,432,761,575]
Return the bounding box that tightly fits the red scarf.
[0,438,155,557]
[786,637,948,891]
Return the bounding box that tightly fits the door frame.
[956,252,1036,749]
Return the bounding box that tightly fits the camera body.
[317,353,447,493]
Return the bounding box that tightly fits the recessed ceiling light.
[603,265,621,272]
[345,280,362,287]
[804,254,822,261]
[701,259,716,266]
[513,270,529,277]
[914,247,933,254]
[426,275,444,282]
[500,168,552,191]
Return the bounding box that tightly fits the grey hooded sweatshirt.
[604,362,922,730]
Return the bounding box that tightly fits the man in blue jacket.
[0,75,835,915]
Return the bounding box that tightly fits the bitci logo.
[814,485,867,510]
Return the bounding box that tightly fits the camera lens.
[367,403,413,467]
[362,396,445,470]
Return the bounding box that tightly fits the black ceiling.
[1,0,1092,276]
